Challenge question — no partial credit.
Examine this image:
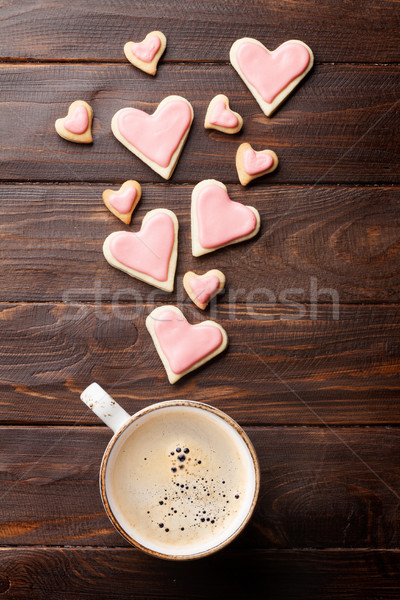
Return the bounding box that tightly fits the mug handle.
[80,383,131,434]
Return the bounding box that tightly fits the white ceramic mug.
[81,383,260,560]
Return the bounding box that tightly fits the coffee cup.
[80,383,260,560]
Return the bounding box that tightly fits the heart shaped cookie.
[102,180,142,224]
[191,179,260,257]
[112,96,194,180]
[183,270,226,310]
[230,38,313,117]
[124,31,166,76]
[236,143,279,186]
[146,305,228,383]
[55,100,93,143]
[103,209,178,292]
[204,94,243,134]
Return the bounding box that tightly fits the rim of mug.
[99,399,260,561]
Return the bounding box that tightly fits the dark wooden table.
[1,1,399,598]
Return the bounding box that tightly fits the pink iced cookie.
[124,31,166,76]
[230,38,314,117]
[55,100,93,143]
[132,36,160,63]
[191,179,260,257]
[102,180,142,224]
[204,94,243,134]
[183,269,226,310]
[111,96,194,180]
[103,209,178,292]
[236,143,279,186]
[146,305,228,383]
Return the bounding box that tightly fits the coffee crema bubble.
[105,406,256,557]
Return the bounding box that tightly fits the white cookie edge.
[183,269,226,310]
[146,305,228,384]
[230,38,314,117]
[204,94,243,134]
[111,95,194,180]
[102,180,142,224]
[236,143,279,186]
[103,208,178,292]
[55,100,93,144]
[191,179,261,257]
[124,31,167,76]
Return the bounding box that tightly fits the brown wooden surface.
[1,0,399,63]
[1,427,399,548]
[1,184,399,303]
[0,548,399,600]
[1,0,399,598]
[1,64,399,184]
[1,303,399,426]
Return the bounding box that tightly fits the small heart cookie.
[55,100,93,143]
[230,38,314,117]
[102,180,142,224]
[204,94,243,134]
[183,270,226,310]
[236,143,278,186]
[124,31,166,76]
[111,96,194,180]
[191,179,260,257]
[146,305,228,384]
[103,208,178,292]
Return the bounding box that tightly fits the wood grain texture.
[1,0,400,63]
[1,184,399,303]
[0,548,399,599]
[0,64,399,184]
[0,427,399,548]
[1,303,399,426]
[1,1,399,597]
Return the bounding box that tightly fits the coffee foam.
[104,405,257,557]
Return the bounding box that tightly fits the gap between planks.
[1,301,399,307]
[0,545,399,550]
[1,58,400,66]
[0,424,399,429]
[1,181,399,188]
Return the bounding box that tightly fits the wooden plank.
[1,0,399,63]
[1,184,399,303]
[0,548,399,600]
[0,64,399,184]
[1,302,399,426]
[0,427,399,548]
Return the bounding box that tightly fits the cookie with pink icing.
[191,179,260,257]
[146,305,228,383]
[230,38,313,117]
[102,180,141,224]
[111,95,194,180]
[236,143,279,186]
[103,208,178,292]
[204,94,243,134]
[183,270,226,310]
[124,31,166,76]
[55,100,93,143]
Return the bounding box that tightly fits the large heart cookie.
[102,180,142,224]
[103,209,178,292]
[146,305,228,383]
[55,100,93,143]
[183,270,226,310]
[230,38,314,117]
[111,96,194,180]
[236,143,279,186]
[124,31,166,76]
[191,179,260,257]
[204,94,243,134]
